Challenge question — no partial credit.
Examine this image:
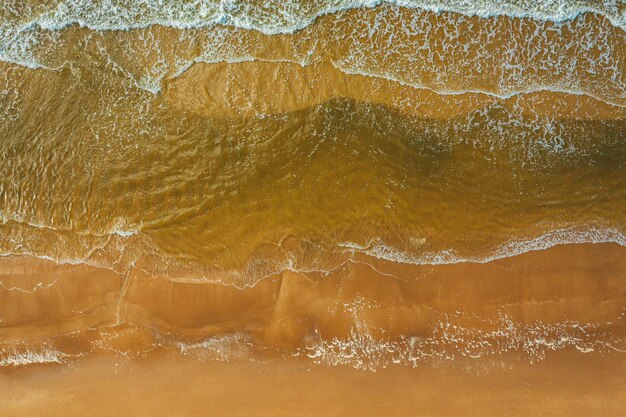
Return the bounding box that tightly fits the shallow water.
[1,80,625,284]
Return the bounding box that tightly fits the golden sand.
[2,351,625,417]
[1,243,624,356]
[0,243,625,415]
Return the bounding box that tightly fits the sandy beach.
[2,350,625,417]
[1,243,625,415]
[1,1,625,415]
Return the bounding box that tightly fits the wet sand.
[0,244,626,398]
[1,350,625,417]
[1,243,624,341]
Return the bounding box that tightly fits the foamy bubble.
[302,303,624,370]
[2,2,622,103]
[0,347,68,367]
[339,226,626,266]
[176,333,254,361]
[2,1,624,34]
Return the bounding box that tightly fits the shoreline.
[1,343,624,416]
[3,7,625,110]
[3,1,626,34]
[1,242,624,364]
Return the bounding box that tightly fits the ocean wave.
[301,305,624,371]
[0,346,68,367]
[1,2,623,104]
[331,61,626,108]
[2,0,624,35]
[339,225,626,266]
[0,214,141,238]
[0,224,623,290]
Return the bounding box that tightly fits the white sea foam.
[0,347,68,367]
[176,333,253,361]
[332,59,626,108]
[0,278,59,293]
[2,1,624,34]
[339,225,626,266]
[0,225,623,290]
[302,300,624,370]
[2,2,622,103]
[0,212,140,238]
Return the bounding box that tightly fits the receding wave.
[1,247,625,371]
[1,94,625,286]
[2,0,625,33]
[341,226,626,266]
[1,3,624,105]
[0,223,624,289]
[0,346,69,367]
